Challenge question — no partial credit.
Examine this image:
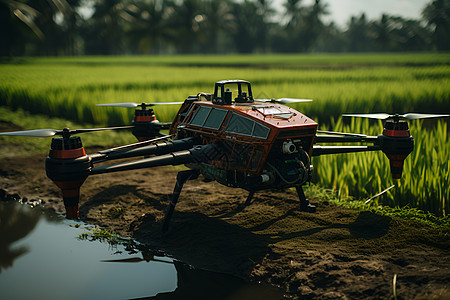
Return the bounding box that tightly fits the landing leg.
[162,170,199,233]
[244,191,255,206]
[296,185,316,213]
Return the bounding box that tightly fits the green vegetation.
[313,118,450,216]
[0,54,449,216]
[78,228,123,245]
[304,184,450,228]
[1,54,449,126]
[3,0,449,56]
[106,207,126,219]
[0,107,136,156]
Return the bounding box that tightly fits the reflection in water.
[102,254,284,299]
[0,201,40,273]
[0,201,284,299]
[148,261,285,300]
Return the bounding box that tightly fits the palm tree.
[200,0,235,53]
[230,0,264,53]
[0,0,75,55]
[170,0,203,54]
[126,0,176,54]
[346,13,372,52]
[83,0,137,54]
[422,0,450,51]
[284,0,304,28]
[299,0,328,52]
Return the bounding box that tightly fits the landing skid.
[162,170,199,232]
[296,185,316,213]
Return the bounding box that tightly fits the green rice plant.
[303,184,450,228]
[312,118,449,216]
[1,55,448,215]
[1,55,449,126]
[17,52,450,67]
[0,107,136,156]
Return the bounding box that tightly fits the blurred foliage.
[1,0,449,56]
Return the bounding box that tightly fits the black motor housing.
[380,121,414,179]
[45,136,91,219]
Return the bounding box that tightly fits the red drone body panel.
[175,100,317,174]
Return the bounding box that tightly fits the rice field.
[313,117,449,216]
[0,54,449,215]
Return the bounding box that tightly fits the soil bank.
[0,151,449,299]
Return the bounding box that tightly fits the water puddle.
[0,201,284,299]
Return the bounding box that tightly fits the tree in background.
[346,14,372,52]
[277,0,304,52]
[0,1,38,56]
[125,0,176,54]
[422,0,450,51]
[299,0,329,52]
[0,0,71,56]
[198,0,234,53]
[230,0,266,53]
[81,0,131,54]
[0,0,446,56]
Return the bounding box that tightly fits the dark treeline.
[1,0,449,56]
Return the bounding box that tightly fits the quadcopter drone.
[1,80,448,232]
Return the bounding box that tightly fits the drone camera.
[282,141,298,154]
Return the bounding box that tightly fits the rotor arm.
[90,144,219,175]
[91,150,194,175]
[311,145,382,156]
[89,136,201,164]
[313,131,383,156]
[314,134,379,144]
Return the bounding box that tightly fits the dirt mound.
[0,151,449,299]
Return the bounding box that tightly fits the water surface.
[0,201,284,299]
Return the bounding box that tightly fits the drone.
[1,80,448,232]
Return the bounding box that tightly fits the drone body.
[2,80,448,231]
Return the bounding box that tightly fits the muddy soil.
[0,148,449,299]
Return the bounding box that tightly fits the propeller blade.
[342,113,391,120]
[0,126,133,138]
[316,130,367,138]
[71,126,133,134]
[255,98,312,104]
[401,113,450,120]
[148,102,184,106]
[97,102,183,108]
[0,129,58,137]
[343,112,450,121]
[96,103,139,108]
[276,98,313,104]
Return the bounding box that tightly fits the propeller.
[96,102,184,109]
[0,126,133,138]
[316,130,367,138]
[342,113,450,121]
[255,98,312,104]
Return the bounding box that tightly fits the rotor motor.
[380,121,414,179]
[45,135,91,219]
[132,108,159,141]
